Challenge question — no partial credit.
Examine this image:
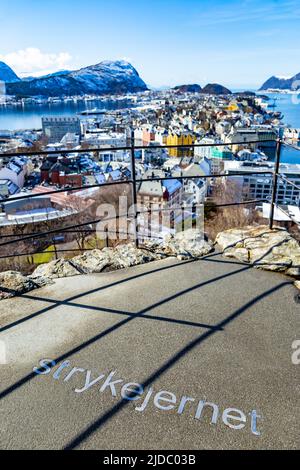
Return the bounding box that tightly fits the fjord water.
[0,98,132,131]
[264,92,300,164]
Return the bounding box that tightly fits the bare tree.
[205,179,260,241]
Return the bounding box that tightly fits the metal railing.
[0,134,299,262]
[269,138,300,228]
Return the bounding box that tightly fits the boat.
[268,98,277,109]
[79,108,107,115]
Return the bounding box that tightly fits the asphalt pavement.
[0,253,299,449]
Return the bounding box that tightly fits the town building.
[0,80,6,104]
[223,161,300,205]
[226,127,277,158]
[210,146,233,174]
[215,121,232,137]
[166,132,195,157]
[194,137,216,161]
[0,179,20,198]
[60,132,80,147]
[42,117,82,143]
[237,149,268,162]
[97,150,129,162]
[141,143,169,164]
[83,131,126,147]
[0,156,28,189]
[283,128,300,141]
[40,154,101,187]
[173,159,210,205]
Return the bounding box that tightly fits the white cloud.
[0,47,72,77]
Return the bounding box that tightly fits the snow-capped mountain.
[6,60,148,96]
[0,61,20,83]
[259,73,300,90]
[22,70,71,81]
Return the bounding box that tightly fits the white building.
[237,149,268,162]
[0,156,28,189]
[194,137,216,161]
[84,132,126,147]
[97,150,129,162]
[134,127,144,141]
[0,81,6,104]
[60,132,80,147]
[283,128,300,141]
[223,161,300,205]
[154,128,168,145]
[215,121,232,137]
[172,159,210,205]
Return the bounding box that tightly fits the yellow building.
[227,100,240,112]
[166,133,195,157]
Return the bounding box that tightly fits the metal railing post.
[130,128,139,248]
[54,244,58,259]
[105,226,109,248]
[269,138,282,229]
[52,239,58,259]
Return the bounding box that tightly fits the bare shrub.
[205,179,260,241]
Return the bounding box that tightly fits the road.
[0,253,299,449]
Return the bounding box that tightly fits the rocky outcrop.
[145,229,213,260]
[0,271,52,300]
[215,225,300,279]
[201,83,232,95]
[31,245,162,278]
[31,230,213,279]
[0,230,213,299]
[173,84,202,93]
[31,259,86,279]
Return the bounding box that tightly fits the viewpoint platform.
[0,255,299,450]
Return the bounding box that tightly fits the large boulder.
[294,280,300,291]
[145,229,213,260]
[71,249,111,273]
[0,271,52,300]
[166,229,213,259]
[71,245,161,273]
[30,244,164,278]
[215,225,300,276]
[31,258,84,279]
[107,244,160,270]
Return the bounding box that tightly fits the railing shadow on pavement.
[0,247,294,406]
[2,231,296,335]
[63,278,291,450]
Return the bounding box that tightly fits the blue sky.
[0,0,299,89]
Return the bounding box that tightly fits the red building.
[142,128,156,145]
[40,157,83,187]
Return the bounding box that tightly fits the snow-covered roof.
[163,179,182,194]
[262,203,300,222]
